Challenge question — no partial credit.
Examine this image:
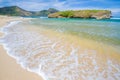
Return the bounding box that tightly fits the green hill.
[0,6,59,17]
[0,6,32,16]
[0,6,111,19]
[48,10,111,19]
[32,8,59,16]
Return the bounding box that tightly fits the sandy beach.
[0,15,120,80]
[0,15,43,80]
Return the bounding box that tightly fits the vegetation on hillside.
[0,6,32,16]
[32,8,59,16]
[59,11,74,17]
[48,10,111,19]
[0,6,111,19]
[0,6,59,16]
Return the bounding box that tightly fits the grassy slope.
[49,10,111,18]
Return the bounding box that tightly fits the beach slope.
[0,15,43,80]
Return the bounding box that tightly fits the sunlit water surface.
[0,18,120,80]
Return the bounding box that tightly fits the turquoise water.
[1,19,120,80]
[31,18,120,45]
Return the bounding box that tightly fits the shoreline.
[21,21,120,79]
[0,15,120,80]
[0,15,43,80]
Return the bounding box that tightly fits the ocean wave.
[0,21,120,80]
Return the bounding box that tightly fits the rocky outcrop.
[48,10,111,19]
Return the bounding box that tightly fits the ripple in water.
[0,21,120,80]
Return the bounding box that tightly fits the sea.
[0,17,120,80]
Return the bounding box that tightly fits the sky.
[0,0,120,16]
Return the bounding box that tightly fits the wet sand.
[0,15,120,80]
[0,15,43,80]
[20,23,120,79]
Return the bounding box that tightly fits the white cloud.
[110,9,120,13]
[14,1,68,11]
[53,1,68,10]
[15,2,51,11]
[0,0,3,2]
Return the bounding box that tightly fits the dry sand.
[0,15,43,80]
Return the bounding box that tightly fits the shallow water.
[32,18,120,45]
[0,19,120,80]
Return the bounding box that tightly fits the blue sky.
[0,0,120,16]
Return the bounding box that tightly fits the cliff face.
[48,10,111,19]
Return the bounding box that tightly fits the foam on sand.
[0,21,120,80]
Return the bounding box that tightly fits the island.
[48,10,111,19]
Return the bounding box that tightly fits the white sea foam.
[0,21,120,80]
